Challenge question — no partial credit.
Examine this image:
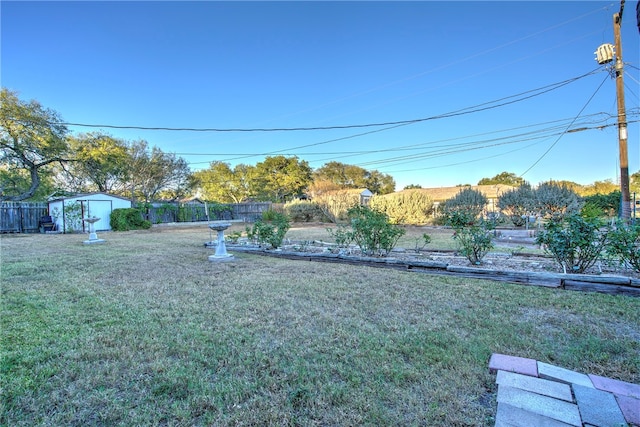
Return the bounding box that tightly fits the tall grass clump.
[369,190,433,225]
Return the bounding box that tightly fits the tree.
[0,89,70,200]
[365,170,396,195]
[253,156,312,202]
[534,181,582,219]
[551,180,583,194]
[580,179,619,197]
[477,171,525,187]
[583,190,621,217]
[193,161,255,203]
[126,140,191,203]
[440,187,488,225]
[314,161,362,188]
[313,161,395,194]
[497,183,535,227]
[404,184,422,190]
[64,132,130,193]
[306,178,343,199]
[0,164,57,200]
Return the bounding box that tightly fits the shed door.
[79,200,112,231]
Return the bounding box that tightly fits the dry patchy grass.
[1,224,638,426]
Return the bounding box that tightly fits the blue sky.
[2,1,639,190]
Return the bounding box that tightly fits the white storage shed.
[48,193,132,233]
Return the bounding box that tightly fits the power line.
[178,113,617,158]
[53,70,602,133]
[520,74,610,178]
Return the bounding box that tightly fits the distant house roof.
[178,197,205,204]
[402,184,516,202]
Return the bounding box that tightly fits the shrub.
[283,200,327,222]
[534,181,582,219]
[369,190,433,225]
[246,210,290,249]
[327,206,405,256]
[497,183,535,227]
[439,187,487,226]
[607,222,640,273]
[110,208,152,231]
[583,191,620,218]
[452,223,494,265]
[327,224,353,248]
[412,233,432,252]
[535,213,609,273]
[442,208,494,265]
[312,191,361,223]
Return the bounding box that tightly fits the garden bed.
[228,242,640,297]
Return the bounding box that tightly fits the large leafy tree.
[477,171,525,187]
[0,89,70,200]
[313,161,395,194]
[192,161,255,203]
[64,132,130,193]
[126,140,191,203]
[253,156,312,202]
[365,170,395,195]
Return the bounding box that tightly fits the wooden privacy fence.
[229,202,272,222]
[0,202,48,233]
[145,202,272,224]
[1,201,274,232]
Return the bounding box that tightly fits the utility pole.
[614,1,631,220]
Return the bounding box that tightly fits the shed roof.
[48,192,132,203]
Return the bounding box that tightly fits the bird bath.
[82,217,105,244]
[208,222,234,261]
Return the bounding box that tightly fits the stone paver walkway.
[489,353,640,427]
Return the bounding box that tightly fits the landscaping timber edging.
[227,246,640,297]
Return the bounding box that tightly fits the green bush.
[497,183,535,227]
[328,206,405,256]
[534,181,582,219]
[327,224,353,248]
[583,191,620,218]
[283,200,327,222]
[607,222,640,273]
[452,223,494,265]
[536,213,609,273]
[369,190,433,225]
[442,209,494,265]
[439,187,487,226]
[412,233,432,252]
[246,210,290,249]
[110,208,152,231]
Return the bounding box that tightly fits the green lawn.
[2,224,638,426]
